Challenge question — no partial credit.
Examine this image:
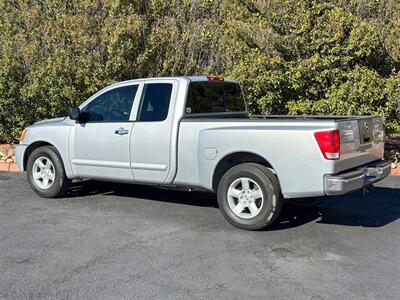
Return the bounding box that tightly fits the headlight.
[20,128,29,143]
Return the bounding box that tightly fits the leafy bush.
[0,0,399,142]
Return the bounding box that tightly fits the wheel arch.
[212,151,278,192]
[23,141,61,171]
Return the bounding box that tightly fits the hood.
[32,117,68,127]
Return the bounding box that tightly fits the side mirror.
[69,107,81,121]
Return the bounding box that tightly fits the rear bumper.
[324,160,391,196]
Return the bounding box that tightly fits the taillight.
[314,130,340,160]
[207,76,224,81]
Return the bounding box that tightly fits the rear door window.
[186,82,246,114]
[138,83,173,122]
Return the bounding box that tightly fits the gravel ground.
[1,172,400,299]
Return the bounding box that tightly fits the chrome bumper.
[324,160,392,196]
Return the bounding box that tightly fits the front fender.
[21,125,73,178]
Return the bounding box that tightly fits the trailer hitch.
[363,184,374,195]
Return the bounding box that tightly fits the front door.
[71,83,140,181]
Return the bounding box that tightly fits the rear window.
[185,82,246,114]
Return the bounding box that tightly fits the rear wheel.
[27,146,71,198]
[285,196,327,207]
[217,163,282,230]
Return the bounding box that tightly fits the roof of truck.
[112,76,238,84]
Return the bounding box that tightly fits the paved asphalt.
[1,173,399,299]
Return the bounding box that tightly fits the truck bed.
[183,113,371,122]
[177,114,385,197]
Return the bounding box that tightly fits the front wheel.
[217,163,282,230]
[27,146,71,198]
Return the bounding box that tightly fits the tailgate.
[334,116,385,173]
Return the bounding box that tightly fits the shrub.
[0,0,399,142]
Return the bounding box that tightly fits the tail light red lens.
[314,130,340,160]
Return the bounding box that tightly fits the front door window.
[82,85,138,122]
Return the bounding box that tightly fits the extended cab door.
[70,83,142,181]
[130,79,178,183]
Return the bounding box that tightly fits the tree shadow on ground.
[67,180,400,229]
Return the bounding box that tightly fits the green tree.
[0,0,399,143]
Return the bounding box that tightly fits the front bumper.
[15,144,27,171]
[324,160,392,196]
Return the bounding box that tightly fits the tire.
[285,196,327,207]
[27,146,71,198]
[217,163,283,230]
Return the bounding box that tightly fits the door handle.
[115,127,129,135]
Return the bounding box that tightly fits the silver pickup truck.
[16,76,391,230]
